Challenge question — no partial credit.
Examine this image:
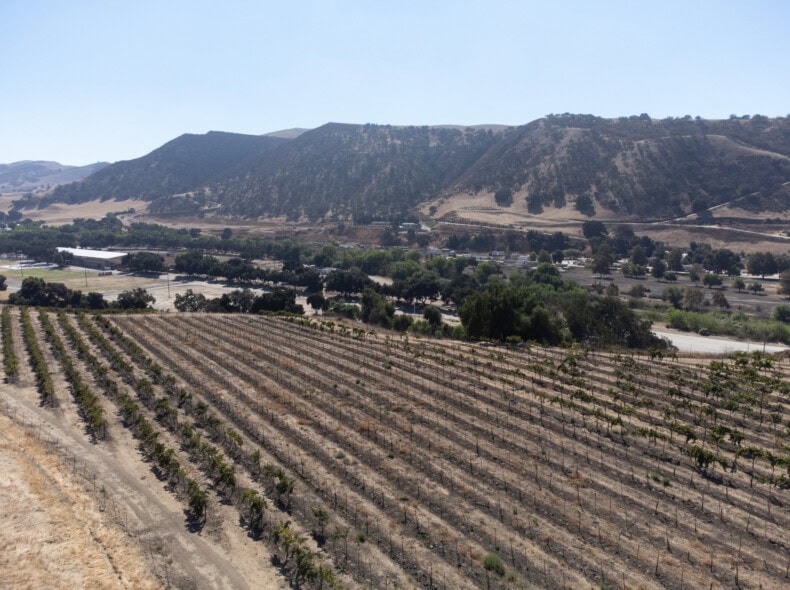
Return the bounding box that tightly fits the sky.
[1,0,788,165]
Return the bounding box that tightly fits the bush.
[774,304,790,324]
[666,309,790,343]
[483,553,506,576]
[327,301,360,320]
[391,314,413,332]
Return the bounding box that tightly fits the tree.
[475,262,501,285]
[747,252,777,278]
[773,304,790,323]
[551,250,564,264]
[250,288,303,314]
[712,291,729,311]
[306,292,326,313]
[748,282,764,294]
[396,270,443,304]
[705,248,741,275]
[494,188,513,207]
[441,274,480,308]
[582,220,608,239]
[423,305,443,327]
[527,262,564,288]
[591,251,611,278]
[537,249,552,264]
[732,277,746,292]
[325,268,374,296]
[390,260,421,281]
[526,193,543,213]
[574,194,595,216]
[391,314,413,331]
[667,248,685,272]
[85,291,107,309]
[651,257,666,279]
[174,289,208,312]
[703,273,723,288]
[622,263,645,277]
[604,283,619,298]
[360,288,394,328]
[9,277,82,307]
[49,249,73,267]
[221,227,233,240]
[629,245,648,266]
[688,264,703,284]
[125,252,165,273]
[0,274,6,291]
[115,288,155,309]
[683,288,705,311]
[663,286,684,309]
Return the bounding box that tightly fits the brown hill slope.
[33,115,790,223]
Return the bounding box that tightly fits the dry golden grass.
[0,412,160,589]
[18,199,150,225]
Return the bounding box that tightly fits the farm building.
[56,247,128,269]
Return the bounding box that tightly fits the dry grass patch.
[0,412,159,589]
[18,199,149,225]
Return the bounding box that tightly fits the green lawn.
[0,261,98,282]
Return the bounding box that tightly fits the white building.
[56,247,128,269]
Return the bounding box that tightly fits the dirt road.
[653,329,789,354]
[1,381,285,589]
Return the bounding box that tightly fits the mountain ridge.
[29,114,790,222]
[0,160,108,192]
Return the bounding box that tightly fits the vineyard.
[1,307,789,589]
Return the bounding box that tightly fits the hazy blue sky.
[2,0,788,165]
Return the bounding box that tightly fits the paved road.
[653,330,789,354]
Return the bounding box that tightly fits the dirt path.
[0,405,159,589]
[1,378,282,589]
[653,329,789,354]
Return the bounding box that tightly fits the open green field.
[0,261,99,283]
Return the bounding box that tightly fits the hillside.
[36,115,790,222]
[44,131,288,209]
[213,123,504,221]
[0,160,108,192]
[450,114,790,219]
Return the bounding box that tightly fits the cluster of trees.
[0,215,307,263]
[174,250,322,291]
[458,263,664,348]
[173,287,303,314]
[662,285,731,312]
[746,251,790,278]
[446,229,573,255]
[325,261,503,311]
[7,277,155,310]
[585,224,790,287]
[124,251,165,273]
